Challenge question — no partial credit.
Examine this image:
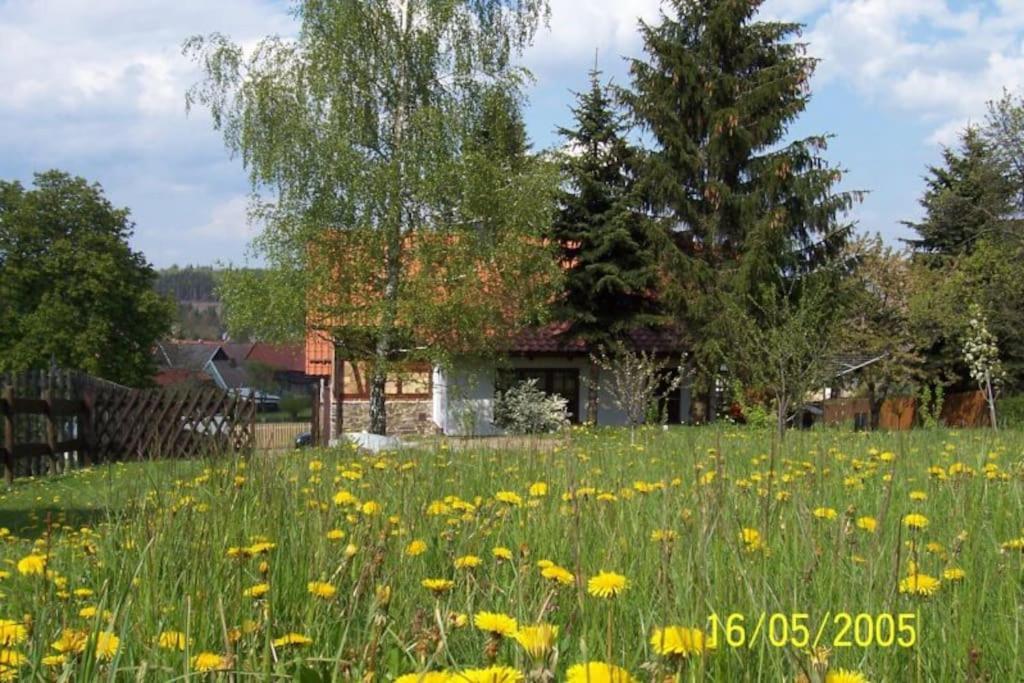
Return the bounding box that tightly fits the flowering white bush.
[963,304,1003,428]
[493,379,569,434]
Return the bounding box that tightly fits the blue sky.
[2,0,1023,268]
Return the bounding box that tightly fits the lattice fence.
[1,369,256,485]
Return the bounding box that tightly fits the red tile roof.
[245,342,306,373]
[507,322,685,355]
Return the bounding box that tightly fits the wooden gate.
[1,369,256,485]
[89,384,256,462]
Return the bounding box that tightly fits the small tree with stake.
[963,304,1003,429]
[590,343,683,444]
[721,276,843,441]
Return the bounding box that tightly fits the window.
[497,368,581,423]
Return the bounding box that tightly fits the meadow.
[0,426,1022,682]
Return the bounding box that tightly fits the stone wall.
[340,399,436,436]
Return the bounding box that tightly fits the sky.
[2,0,1023,268]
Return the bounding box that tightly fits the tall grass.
[0,426,1021,681]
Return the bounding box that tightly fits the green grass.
[0,427,1022,682]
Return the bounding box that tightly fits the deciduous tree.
[186,0,561,436]
[0,171,172,386]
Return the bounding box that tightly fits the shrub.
[493,379,569,434]
[998,395,1024,428]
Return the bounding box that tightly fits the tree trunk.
[586,363,599,425]
[368,367,387,435]
[867,381,882,431]
[776,396,788,441]
[985,372,998,430]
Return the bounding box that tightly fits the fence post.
[2,387,14,488]
[43,389,60,475]
[81,390,95,467]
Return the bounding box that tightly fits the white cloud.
[804,0,1024,144]
[190,195,256,241]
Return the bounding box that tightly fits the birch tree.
[185,0,560,435]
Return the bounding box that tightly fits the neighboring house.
[305,322,691,437]
[155,340,316,409]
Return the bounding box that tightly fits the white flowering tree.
[590,344,684,444]
[962,304,1003,429]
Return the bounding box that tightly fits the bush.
[998,395,1024,428]
[493,379,569,434]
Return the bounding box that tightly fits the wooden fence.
[254,422,310,451]
[822,390,989,430]
[0,369,256,485]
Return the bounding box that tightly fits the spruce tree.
[905,126,1015,259]
[552,68,662,342]
[626,0,859,418]
[551,68,664,422]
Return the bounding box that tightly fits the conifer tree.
[626,0,859,418]
[551,68,664,422]
[553,68,662,343]
[904,126,1015,259]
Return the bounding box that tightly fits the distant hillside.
[155,266,227,340]
[155,265,220,302]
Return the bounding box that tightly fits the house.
[154,341,315,409]
[305,322,691,438]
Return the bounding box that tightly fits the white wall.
[433,356,692,436]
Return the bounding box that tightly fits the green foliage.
[0,171,173,385]
[838,235,926,427]
[625,0,860,395]
[904,127,1015,258]
[279,393,311,422]
[185,0,561,433]
[720,273,846,438]
[917,384,946,429]
[996,395,1024,428]
[155,265,220,302]
[551,68,664,345]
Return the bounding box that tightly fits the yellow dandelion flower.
[406,540,427,556]
[902,514,929,531]
[813,507,838,520]
[454,555,482,570]
[333,490,358,506]
[192,652,230,672]
[514,623,558,659]
[243,583,270,599]
[93,631,119,661]
[740,528,765,552]
[0,621,27,647]
[157,630,190,651]
[495,491,523,506]
[650,529,677,543]
[16,555,46,576]
[565,662,636,683]
[41,654,65,667]
[361,501,381,515]
[308,581,336,600]
[825,669,870,683]
[458,666,524,683]
[492,546,513,561]
[650,626,713,657]
[473,611,518,637]
[899,573,940,597]
[271,633,312,647]
[395,673,451,683]
[326,529,345,541]
[421,578,454,594]
[528,482,548,497]
[856,516,877,533]
[587,571,628,599]
[943,567,966,582]
[541,565,574,585]
[51,629,87,655]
